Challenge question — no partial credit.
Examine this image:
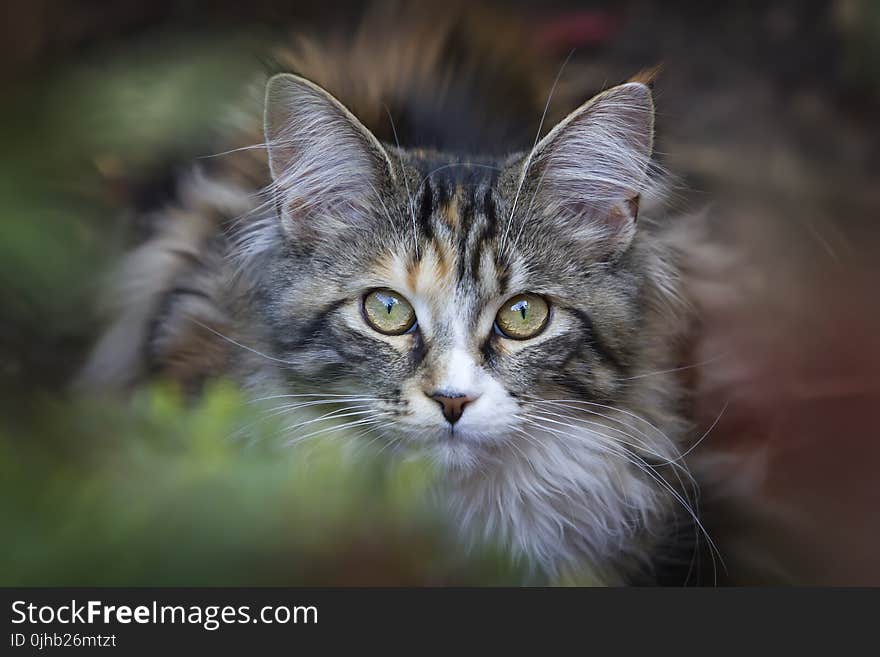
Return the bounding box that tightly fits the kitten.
[81,5,704,585]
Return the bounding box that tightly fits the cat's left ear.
[264,73,396,239]
[516,80,655,253]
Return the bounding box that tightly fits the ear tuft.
[627,64,663,89]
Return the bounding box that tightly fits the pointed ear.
[264,73,395,239]
[519,81,655,253]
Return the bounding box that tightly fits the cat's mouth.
[423,431,485,471]
[417,425,468,444]
[424,422,506,448]
[440,424,460,439]
[392,422,486,449]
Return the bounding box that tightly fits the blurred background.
[0,0,878,585]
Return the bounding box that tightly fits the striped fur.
[81,5,699,584]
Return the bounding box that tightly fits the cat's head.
[255,73,666,471]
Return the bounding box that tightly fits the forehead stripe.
[469,188,498,284]
[417,179,435,245]
[455,186,475,282]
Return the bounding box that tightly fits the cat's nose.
[427,391,480,425]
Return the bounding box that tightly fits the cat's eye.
[495,293,550,340]
[362,289,417,335]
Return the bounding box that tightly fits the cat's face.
[259,74,655,470]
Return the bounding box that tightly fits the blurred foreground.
[1,384,526,585]
[1,1,878,585]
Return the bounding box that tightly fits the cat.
[80,4,708,585]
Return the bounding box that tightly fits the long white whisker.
[525,406,699,514]
[285,416,391,448]
[196,142,267,159]
[228,400,377,443]
[508,158,550,256]
[525,396,681,456]
[499,48,575,255]
[525,403,686,466]
[521,415,722,580]
[616,352,730,381]
[280,408,383,434]
[191,319,295,365]
[383,105,418,251]
[526,400,692,478]
[524,402,701,525]
[677,400,729,461]
[248,393,382,403]
[264,402,376,424]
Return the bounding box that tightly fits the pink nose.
[427,392,479,425]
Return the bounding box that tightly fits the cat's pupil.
[377,293,397,314]
[513,300,528,320]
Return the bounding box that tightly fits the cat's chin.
[383,420,512,472]
[413,426,508,472]
[427,438,484,472]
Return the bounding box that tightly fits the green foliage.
[0,384,527,585]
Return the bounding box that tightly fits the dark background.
[1,1,878,585]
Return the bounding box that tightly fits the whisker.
[284,415,390,448]
[526,403,697,508]
[677,400,729,461]
[524,407,699,512]
[524,404,689,472]
[508,157,549,256]
[229,400,380,445]
[280,408,383,434]
[190,319,295,365]
[196,142,267,159]
[383,105,418,251]
[248,393,383,403]
[266,401,375,423]
[616,352,730,381]
[523,401,701,525]
[521,415,723,581]
[524,396,681,456]
[499,48,575,256]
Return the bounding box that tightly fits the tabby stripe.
[145,286,214,367]
[418,179,435,244]
[278,298,348,352]
[469,188,498,283]
[563,306,625,372]
[455,188,474,282]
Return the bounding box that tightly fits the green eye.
[495,293,550,340]
[363,289,417,335]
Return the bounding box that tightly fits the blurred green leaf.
[0,384,529,585]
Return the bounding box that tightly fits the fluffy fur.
[81,4,706,584]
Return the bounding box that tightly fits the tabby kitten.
[82,9,702,584]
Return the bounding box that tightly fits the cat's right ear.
[264,73,395,239]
